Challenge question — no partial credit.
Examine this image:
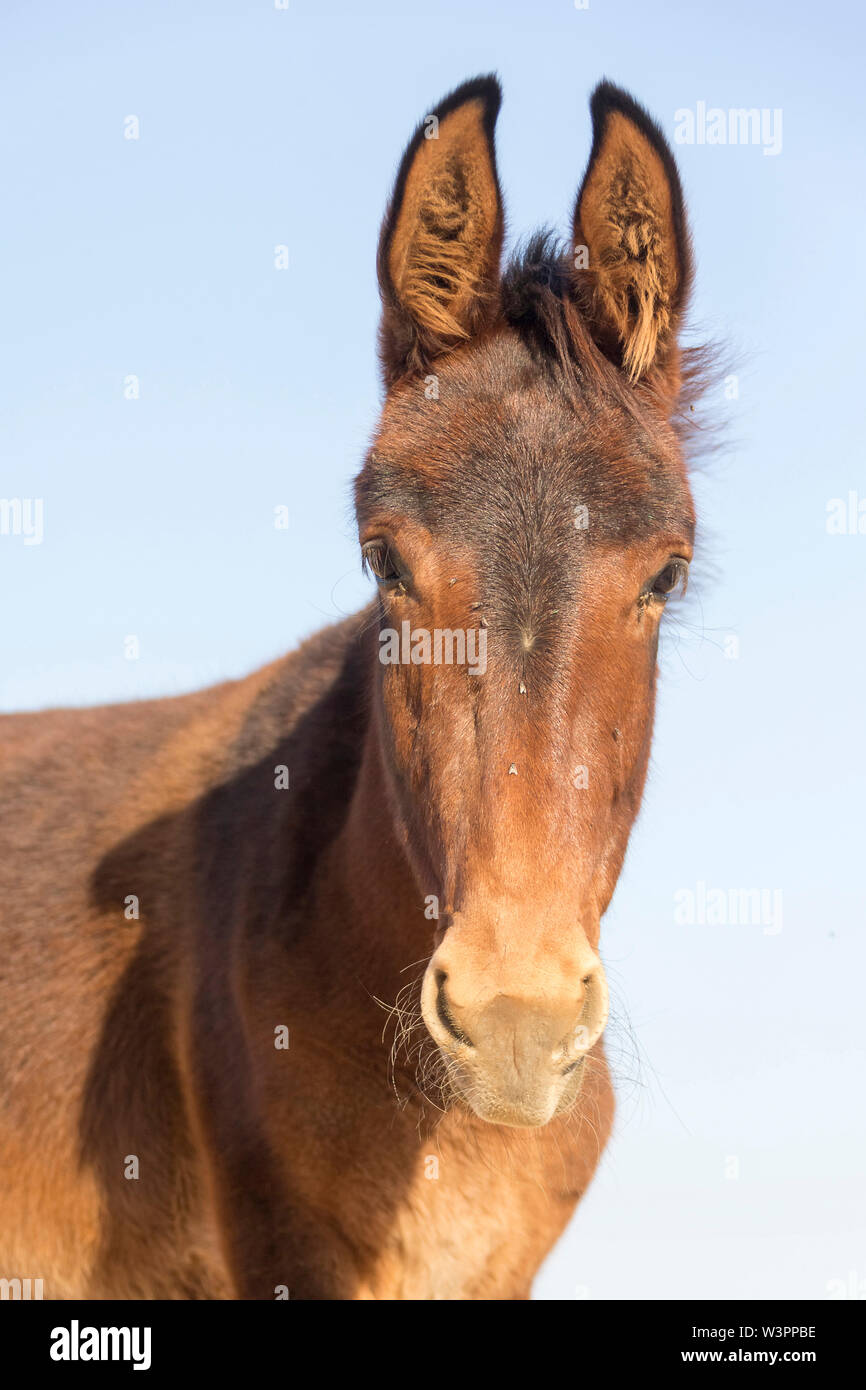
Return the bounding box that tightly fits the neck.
[335,718,423,960]
[302,626,429,1014]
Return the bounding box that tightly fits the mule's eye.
[362,539,403,587]
[650,559,689,601]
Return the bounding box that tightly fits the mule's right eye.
[362,540,403,587]
[650,558,689,601]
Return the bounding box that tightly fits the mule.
[0,76,700,1299]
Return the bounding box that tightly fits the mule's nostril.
[435,972,473,1048]
[562,1056,586,1077]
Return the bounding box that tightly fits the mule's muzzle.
[420,958,609,1128]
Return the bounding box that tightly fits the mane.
[500,231,720,469]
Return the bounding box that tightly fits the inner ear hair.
[378,77,503,382]
[573,82,692,383]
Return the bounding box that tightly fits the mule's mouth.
[417,952,609,1128]
[441,1050,588,1129]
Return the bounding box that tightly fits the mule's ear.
[377,75,504,385]
[572,82,692,384]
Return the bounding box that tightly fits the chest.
[353,1118,590,1300]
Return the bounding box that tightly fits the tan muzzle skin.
[419,912,610,1128]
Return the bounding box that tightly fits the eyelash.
[647,559,689,603]
[362,540,404,588]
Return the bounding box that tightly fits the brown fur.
[378,81,504,386]
[573,85,693,387]
[0,76,700,1299]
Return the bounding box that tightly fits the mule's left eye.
[650,559,689,601]
[362,539,403,587]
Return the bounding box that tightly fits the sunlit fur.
[0,75,706,1299]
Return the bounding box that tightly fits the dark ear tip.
[432,72,503,127]
[590,79,647,123]
[588,79,675,165]
[581,78,693,322]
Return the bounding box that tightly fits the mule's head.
[356,77,696,1127]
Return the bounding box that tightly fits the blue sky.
[2,0,864,1298]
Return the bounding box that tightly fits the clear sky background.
[2,0,864,1299]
